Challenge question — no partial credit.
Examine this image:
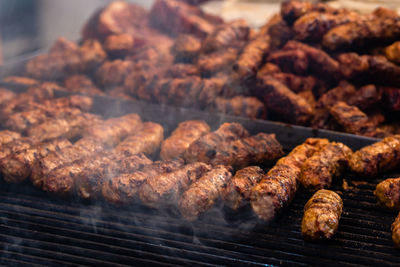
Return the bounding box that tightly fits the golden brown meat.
[0,138,34,161]
[300,142,352,191]
[2,76,39,88]
[349,135,400,178]
[233,34,270,80]
[114,122,164,157]
[27,113,102,142]
[63,75,105,96]
[102,159,184,205]
[267,49,309,75]
[222,166,264,210]
[197,48,238,76]
[179,165,233,221]
[139,162,211,208]
[210,96,265,119]
[160,120,210,161]
[30,138,104,189]
[392,213,400,248]
[171,34,201,63]
[260,14,293,49]
[250,138,329,221]
[301,189,343,241]
[210,133,283,168]
[202,19,250,53]
[0,139,71,183]
[184,122,249,164]
[385,41,400,63]
[103,33,135,57]
[281,0,336,24]
[0,130,21,145]
[96,60,134,88]
[257,77,313,125]
[166,64,200,78]
[0,89,16,106]
[329,101,384,138]
[82,113,142,147]
[348,84,381,111]
[374,178,400,211]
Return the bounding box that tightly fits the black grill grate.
[1,176,399,266]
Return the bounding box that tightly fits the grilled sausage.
[27,113,102,142]
[0,139,71,183]
[0,138,34,161]
[114,122,164,157]
[392,213,400,248]
[300,142,352,191]
[184,122,249,164]
[222,166,264,210]
[102,160,184,205]
[250,138,329,221]
[179,165,233,221]
[160,120,210,161]
[349,135,400,178]
[0,130,21,145]
[374,178,400,211]
[82,113,142,147]
[139,162,211,208]
[210,133,283,168]
[301,189,343,241]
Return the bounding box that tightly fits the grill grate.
[1,176,399,266]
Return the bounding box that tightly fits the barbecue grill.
[0,86,399,266]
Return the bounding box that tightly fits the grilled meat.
[348,85,381,111]
[260,14,293,49]
[27,113,102,142]
[96,60,134,88]
[83,113,142,147]
[233,34,270,80]
[300,142,352,191]
[281,0,336,24]
[139,162,211,208]
[0,139,71,183]
[184,122,249,164]
[202,19,250,53]
[102,159,184,205]
[250,138,329,221]
[160,120,210,161]
[267,49,309,75]
[63,75,105,96]
[392,213,400,248]
[210,133,283,168]
[197,48,238,76]
[114,122,164,157]
[209,96,265,119]
[2,76,39,88]
[349,135,400,177]
[0,130,21,145]
[329,101,384,138]
[0,89,16,106]
[179,165,233,221]
[103,34,135,57]
[0,138,34,161]
[167,64,200,78]
[171,34,201,63]
[374,178,400,211]
[301,189,343,240]
[385,41,400,63]
[222,166,264,210]
[257,77,313,125]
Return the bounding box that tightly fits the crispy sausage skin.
[160,120,210,160]
[300,142,352,191]
[139,162,211,208]
[392,213,400,248]
[250,138,329,221]
[349,135,400,178]
[301,189,343,241]
[0,130,21,145]
[0,139,71,183]
[374,178,400,211]
[222,166,264,210]
[114,122,164,157]
[179,165,233,221]
[102,159,184,205]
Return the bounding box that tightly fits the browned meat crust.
[160,120,210,161]
[374,178,400,211]
[281,0,336,24]
[96,60,134,88]
[171,34,201,63]
[103,34,135,57]
[267,49,309,75]
[392,213,400,248]
[0,130,21,146]
[27,113,102,142]
[0,89,16,106]
[63,75,105,96]
[301,189,343,240]
[184,122,249,164]
[385,41,400,63]
[349,135,400,177]
[300,142,352,191]
[257,77,313,125]
[197,48,238,76]
[222,166,264,210]
[329,101,384,137]
[82,114,142,147]
[210,96,265,119]
[179,165,233,221]
[0,139,71,183]
[102,159,184,205]
[139,162,211,208]
[233,34,270,80]
[250,138,329,221]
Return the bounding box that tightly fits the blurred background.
[0,0,399,64]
